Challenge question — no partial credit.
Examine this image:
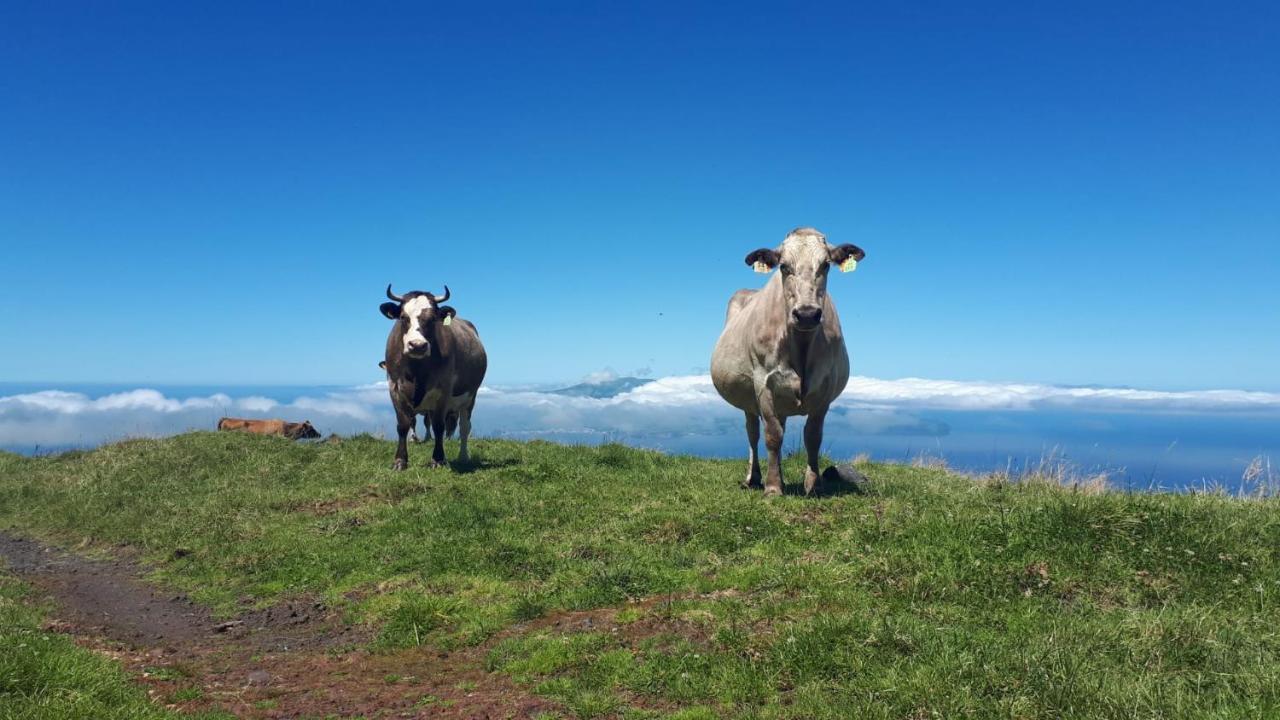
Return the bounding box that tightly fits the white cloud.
[1,374,1277,451]
[0,386,381,449]
[840,376,1280,412]
[238,396,278,413]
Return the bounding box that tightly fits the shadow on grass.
[450,457,521,475]
[775,465,869,498]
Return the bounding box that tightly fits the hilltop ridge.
[1,433,1278,719]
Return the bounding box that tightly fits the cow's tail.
[445,411,459,439]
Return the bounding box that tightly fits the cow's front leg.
[393,413,412,471]
[742,412,762,489]
[762,413,786,497]
[802,407,828,496]
[428,412,447,468]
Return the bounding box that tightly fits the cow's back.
[217,418,287,436]
[446,318,487,396]
[711,287,773,413]
[724,288,757,323]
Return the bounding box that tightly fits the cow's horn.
[433,285,450,303]
[386,284,404,303]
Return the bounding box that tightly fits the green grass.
[2,432,1279,718]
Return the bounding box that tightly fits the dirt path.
[0,532,556,719]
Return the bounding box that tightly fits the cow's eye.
[780,263,792,274]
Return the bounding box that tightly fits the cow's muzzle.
[791,305,823,331]
[406,340,430,357]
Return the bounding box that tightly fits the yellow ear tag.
[753,261,770,273]
[840,258,858,273]
[443,315,452,326]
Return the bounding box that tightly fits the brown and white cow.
[380,284,487,470]
[216,417,321,440]
[710,227,866,496]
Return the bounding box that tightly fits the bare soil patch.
[0,532,555,719]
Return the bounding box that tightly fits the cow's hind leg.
[457,404,473,464]
[428,412,448,467]
[802,407,828,496]
[763,414,786,497]
[742,412,762,489]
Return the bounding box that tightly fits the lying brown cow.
[216,417,321,440]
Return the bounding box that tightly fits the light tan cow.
[216,417,321,440]
[710,227,866,496]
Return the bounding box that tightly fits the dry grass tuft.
[1006,449,1114,495]
[1239,455,1277,498]
[910,453,949,470]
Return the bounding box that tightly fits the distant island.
[549,376,654,399]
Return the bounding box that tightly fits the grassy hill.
[2,433,1278,719]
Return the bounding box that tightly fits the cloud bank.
[2,375,1278,451]
[842,376,1280,413]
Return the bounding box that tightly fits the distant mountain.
[549,377,655,399]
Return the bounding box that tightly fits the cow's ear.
[828,243,866,265]
[380,302,400,319]
[744,249,780,270]
[437,305,457,322]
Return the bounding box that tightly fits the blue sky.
[2,1,1277,389]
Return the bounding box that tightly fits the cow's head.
[380,284,457,359]
[745,227,865,333]
[287,421,321,440]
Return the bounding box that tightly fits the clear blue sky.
[2,1,1277,390]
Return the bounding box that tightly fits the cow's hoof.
[740,478,761,490]
[804,470,819,496]
[392,459,408,471]
[763,485,783,498]
[427,459,447,469]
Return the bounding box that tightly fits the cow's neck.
[426,322,455,362]
[764,276,822,397]
[784,326,821,398]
